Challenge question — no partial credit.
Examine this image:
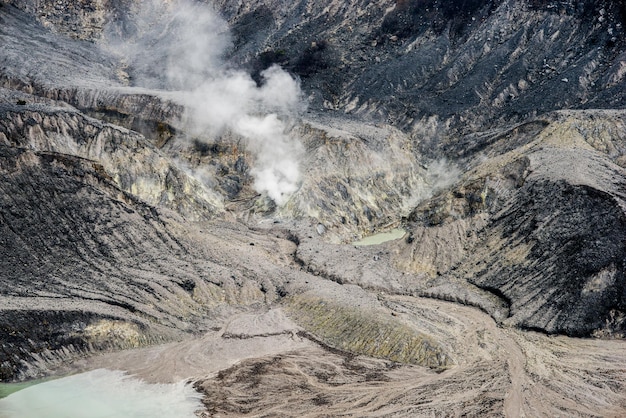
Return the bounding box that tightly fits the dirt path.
[501,331,525,418]
[385,295,626,417]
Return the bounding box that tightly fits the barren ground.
[66,291,626,417]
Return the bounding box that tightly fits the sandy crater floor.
[65,297,626,417]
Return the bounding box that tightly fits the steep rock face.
[0,145,195,379]
[0,141,303,380]
[473,178,626,335]
[0,96,222,219]
[283,117,430,241]
[7,0,625,138]
[1,0,626,394]
[214,0,626,139]
[397,111,626,336]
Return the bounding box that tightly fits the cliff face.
[1,1,626,415]
[219,0,626,136]
[5,0,625,131]
[397,110,626,336]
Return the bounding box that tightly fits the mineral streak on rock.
[285,294,451,369]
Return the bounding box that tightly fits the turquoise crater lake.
[0,369,202,418]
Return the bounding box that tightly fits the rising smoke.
[104,0,305,205]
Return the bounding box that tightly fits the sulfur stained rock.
[285,294,451,369]
[0,100,223,220]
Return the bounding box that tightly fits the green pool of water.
[0,369,202,418]
[352,228,406,246]
[0,379,50,399]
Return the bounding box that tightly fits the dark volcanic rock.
[215,0,626,143]
[1,0,626,387]
[0,144,298,380]
[1,310,128,381]
[472,179,626,335]
[0,145,185,379]
[399,111,626,336]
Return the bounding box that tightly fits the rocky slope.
[401,110,626,336]
[1,0,626,416]
[219,0,626,136]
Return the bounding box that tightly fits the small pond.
[352,228,406,246]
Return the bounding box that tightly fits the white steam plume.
[105,0,305,205]
[186,65,304,205]
[425,159,461,192]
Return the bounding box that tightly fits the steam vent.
[1,0,626,416]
